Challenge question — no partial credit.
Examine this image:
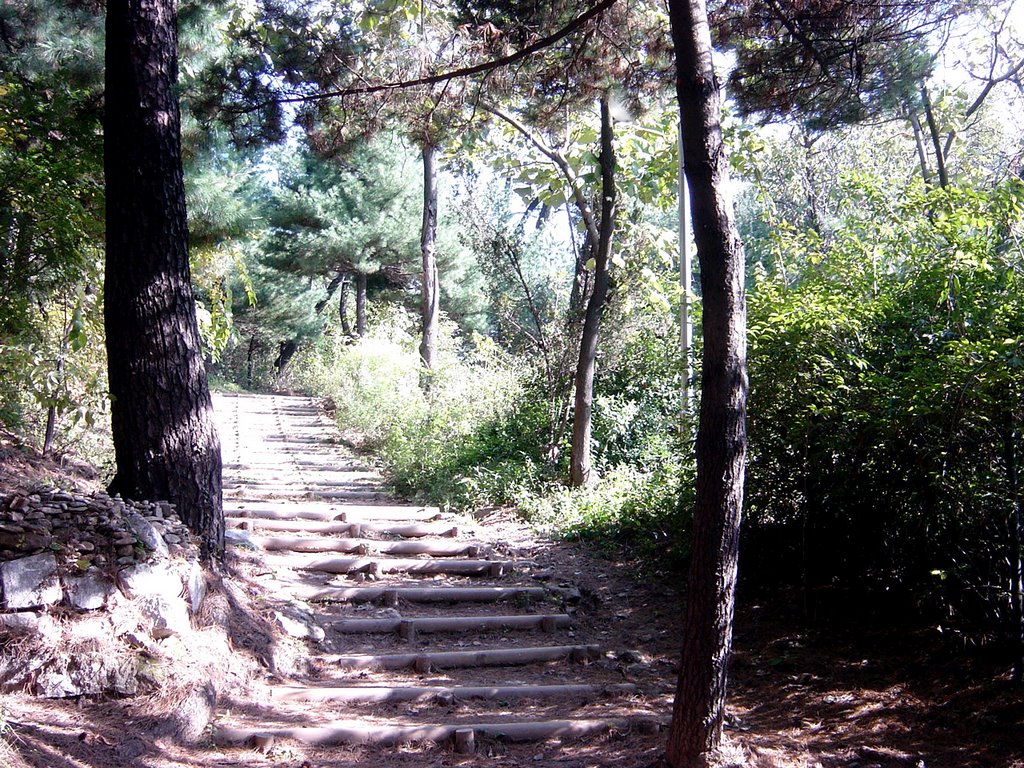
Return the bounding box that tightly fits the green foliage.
[744,175,1024,637]
[0,8,106,450]
[522,459,693,570]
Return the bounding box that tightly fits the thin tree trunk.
[104,0,223,561]
[921,85,949,189]
[245,334,257,389]
[43,313,66,457]
[339,274,353,336]
[42,343,63,456]
[355,271,368,337]
[419,141,440,387]
[907,109,933,186]
[665,0,749,762]
[568,98,616,489]
[274,338,298,386]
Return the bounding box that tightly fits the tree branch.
[483,102,601,245]
[269,0,617,107]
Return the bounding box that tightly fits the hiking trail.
[210,391,674,761]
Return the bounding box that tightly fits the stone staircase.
[210,392,666,757]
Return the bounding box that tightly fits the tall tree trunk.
[665,0,749,762]
[355,271,368,337]
[1005,407,1024,685]
[419,141,440,387]
[568,98,616,488]
[104,0,223,561]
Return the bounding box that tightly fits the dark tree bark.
[355,271,368,337]
[104,0,224,560]
[274,338,299,384]
[568,98,616,488]
[665,0,749,763]
[419,141,440,387]
[1005,407,1024,685]
[340,274,353,336]
[245,334,258,389]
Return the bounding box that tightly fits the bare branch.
[269,0,618,107]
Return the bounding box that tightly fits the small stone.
[125,511,168,557]
[0,531,51,552]
[76,541,95,552]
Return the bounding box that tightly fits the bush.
[289,306,528,506]
[521,458,694,572]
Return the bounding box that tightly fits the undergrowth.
[289,306,693,572]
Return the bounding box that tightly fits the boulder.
[117,562,179,600]
[274,607,325,642]
[137,594,191,639]
[63,569,116,611]
[35,653,138,698]
[1,552,62,609]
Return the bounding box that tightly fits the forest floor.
[1,402,1023,768]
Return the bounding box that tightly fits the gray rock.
[185,561,207,614]
[224,529,257,549]
[35,671,80,698]
[125,511,169,557]
[1,552,62,609]
[36,653,138,698]
[63,569,116,611]
[274,609,325,641]
[0,530,50,551]
[138,594,191,639]
[118,562,179,600]
[0,611,53,635]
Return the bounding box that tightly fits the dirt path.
[208,392,672,764]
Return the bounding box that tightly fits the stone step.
[213,717,660,750]
[293,585,547,604]
[226,517,459,538]
[328,613,571,637]
[271,682,637,704]
[324,644,602,671]
[251,535,487,557]
[226,504,441,522]
[263,554,511,577]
